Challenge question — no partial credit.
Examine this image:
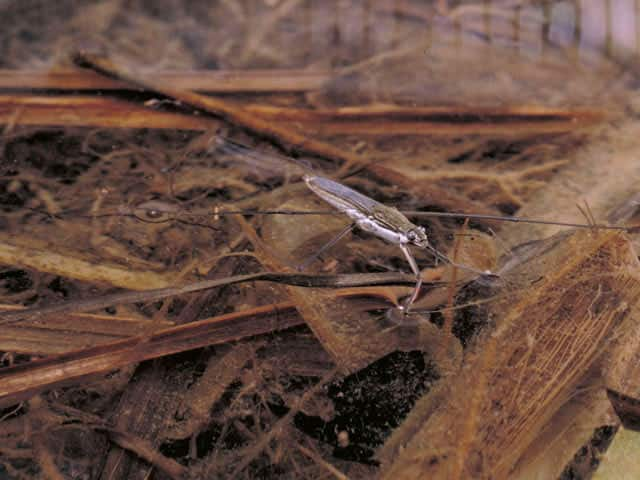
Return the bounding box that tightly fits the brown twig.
[100,428,187,480]
[0,270,423,325]
[0,94,216,130]
[0,68,330,92]
[71,51,369,173]
[0,304,175,354]
[0,302,305,408]
[296,443,350,480]
[0,95,605,136]
[244,103,605,136]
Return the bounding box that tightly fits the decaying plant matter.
[380,229,640,479]
[1,1,640,479]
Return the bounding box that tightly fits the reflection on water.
[0,1,639,68]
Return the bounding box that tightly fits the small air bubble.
[133,200,178,223]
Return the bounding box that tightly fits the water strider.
[302,174,494,313]
[42,135,633,316]
[206,136,631,315]
[206,135,505,314]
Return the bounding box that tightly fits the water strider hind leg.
[296,222,356,271]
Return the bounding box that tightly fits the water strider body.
[304,175,430,248]
[303,174,492,313]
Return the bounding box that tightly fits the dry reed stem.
[0,270,411,326]
[101,428,187,480]
[0,234,173,290]
[0,302,304,408]
[296,443,350,480]
[0,321,158,355]
[0,275,413,407]
[0,68,330,92]
[0,95,217,130]
[603,306,640,417]
[0,95,604,136]
[380,230,640,479]
[511,387,617,479]
[241,104,605,136]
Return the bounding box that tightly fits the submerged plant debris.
[1,1,640,479]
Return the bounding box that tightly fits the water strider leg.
[296,222,356,271]
[424,243,497,279]
[398,242,499,315]
[399,243,422,314]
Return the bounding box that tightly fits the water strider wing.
[305,175,386,213]
[304,175,417,233]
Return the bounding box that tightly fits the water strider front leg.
[399,243,422,314]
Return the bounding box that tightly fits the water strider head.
[405,225,429,248]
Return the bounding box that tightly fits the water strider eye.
[406,227,428,246]
[407,230,420,242]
